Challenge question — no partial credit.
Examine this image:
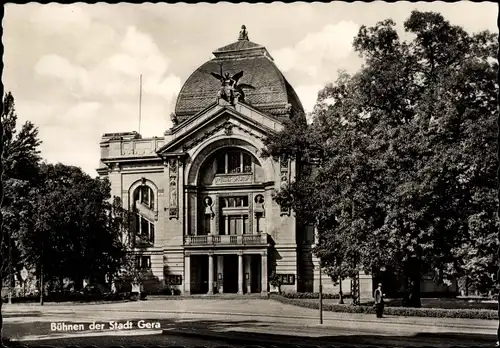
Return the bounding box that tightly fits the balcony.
[184,233,269,246]
[100,133,166,160]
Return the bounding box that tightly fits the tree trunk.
[338,278,344,304]
[74,275,84,291]
[409,272,422,308]
[0,289,3,344]
[402,260,421,308]
[40,264,44,306]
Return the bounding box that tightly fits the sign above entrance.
[213,173,252,185]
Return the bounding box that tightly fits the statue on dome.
[170,112,178,126]
[238,25,249,41]
[210,64,255,106]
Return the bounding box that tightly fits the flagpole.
[138,74,143,134]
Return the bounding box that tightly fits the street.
[3,299,498,347]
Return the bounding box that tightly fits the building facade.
[98,27,377,297]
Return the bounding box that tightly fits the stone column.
[208,253,214,295]
[245,255,252,294]
[217,255,224,294]
[210,195,217,235]
[184,253,191,295]
[261,251,268,295]
[238,252,244,295]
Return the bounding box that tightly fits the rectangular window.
[216,153,225,174]
[140,256,151,269]
[243,153,252,173]
[141,187,149,206]
[220,216,226,235]
[228,152,241,173]
[135,214,141,234]
[229,216,237,235]
[227,216,249,235]
[236,216,243,235]
[204,214,211,235]
[223,196,248,208]
[243,216,249,234]
[149,223,155,243]
[141,218,149,237]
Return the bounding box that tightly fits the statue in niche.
[280,174,288,189]
[255,194,264,205]
[210,63,255,105]
[203,196,215,219]
[169,159,177,172]
[203,196,213,207]
[169,180,177,207]
[254,194,265,218]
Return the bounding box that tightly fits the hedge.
[270,294,499,320]
[281,292,352,300]
[3,292,132,303]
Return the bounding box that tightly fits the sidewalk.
[3,298,498,343]
[4,300,497,332]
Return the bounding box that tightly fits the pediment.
[157,102,283,156]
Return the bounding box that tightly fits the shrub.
[281,292,352,300]
[159,287,181,296]
[270,294,499,320]
[3,291,127,303]
[269,272,284,294]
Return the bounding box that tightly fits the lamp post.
[319,256,323,325]
[8,236,12,304]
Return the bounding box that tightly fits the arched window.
[132,185,156,246]
[215,150,252,174]
[134,185,155,210]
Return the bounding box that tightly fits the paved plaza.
[3,298,497,347]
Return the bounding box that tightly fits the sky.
[3,2,498,177]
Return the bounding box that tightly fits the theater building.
[98,26,374,297]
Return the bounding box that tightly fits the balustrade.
[184,233,268,246]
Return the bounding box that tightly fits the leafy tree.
[264,11,498,307]
[1,91,42,343]
[110,196,143,285]
[269,272,284,294]
[19,164,127,291]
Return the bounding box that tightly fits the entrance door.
[250,255,261,293]
[223,255,238,293]
[191,255,209,294]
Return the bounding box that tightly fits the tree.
[1,91,43,344]
[110,195,143,286]
[264,11,498,307]
[19,164,127,291]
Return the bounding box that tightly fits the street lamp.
[319,256,323,325]
[8,236,12,305]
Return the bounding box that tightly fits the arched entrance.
[184,139,271,295]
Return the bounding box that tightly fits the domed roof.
[174,26,304,123]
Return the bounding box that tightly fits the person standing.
[374,283,385,318]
